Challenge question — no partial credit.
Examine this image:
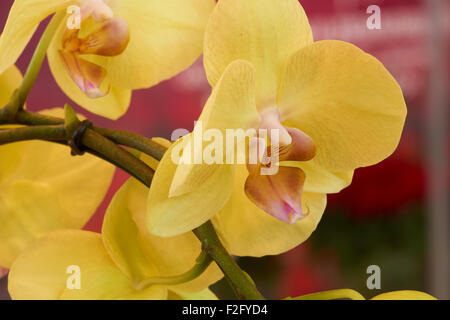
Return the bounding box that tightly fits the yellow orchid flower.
[292,289,437,300]
[146,0,407,257]
[8,164,222,299]
[0,0,216,119]
[0,66,115,269]
[370,290,437,300]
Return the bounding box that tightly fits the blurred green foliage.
[310,207,426,298]
[212,206,426,300]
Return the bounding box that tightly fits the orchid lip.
[244,108,316,223]
[59,51,108,98]
[244,167,308,224]
[287,210,302,224]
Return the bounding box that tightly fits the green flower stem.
[2,11,66,120]
[289,289,366,300]
[14,110,64,126]
[80,129,155,187]
[0,111,265,300]
[6,110,166,160]
[135,252,212,290]
[0,124,153,187]
[194,221,265,300]
[0,125,66,144]
[93,127,167,161]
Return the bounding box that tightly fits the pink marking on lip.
[244,166,307,224]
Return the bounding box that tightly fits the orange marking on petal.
[78,18,130,56]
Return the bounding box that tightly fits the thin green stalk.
[135,252,212,290]
[0,125,66,144]
[47,139,153,186]
[3,11,66,119]
[81,129,154,187]
[0,125,153,187]
[194,221,265,300]
[93,127,166,161]
[15,110,64,126]
[8,110,166,160]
